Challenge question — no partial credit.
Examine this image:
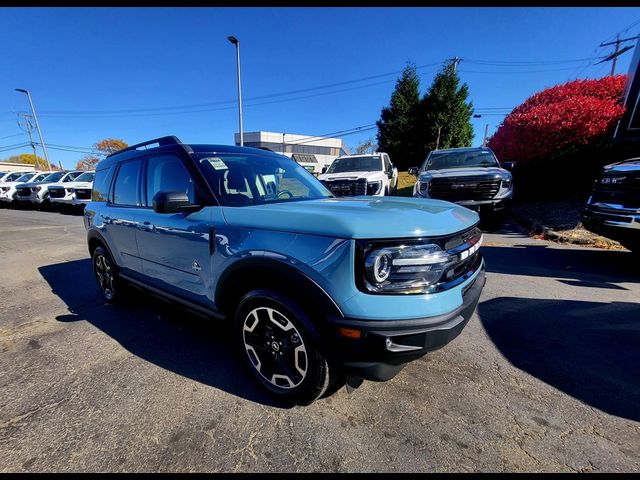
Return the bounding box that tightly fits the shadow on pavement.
[478,297,640,422]
[38,258,291,409]
[482,243,638,290]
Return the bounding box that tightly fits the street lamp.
[227,35,244,146]
[15,88,51,171]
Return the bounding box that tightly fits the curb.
[508,208,619,248]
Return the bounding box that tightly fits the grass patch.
[395,172,416,197]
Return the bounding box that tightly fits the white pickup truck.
[318,153,398,197]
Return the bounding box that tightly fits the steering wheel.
[277,190,294,199]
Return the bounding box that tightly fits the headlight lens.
[360,228,483,294]
[35,186,42,192]
[367,181,382,195]
[501,178,512,189]
[419,181,429,195]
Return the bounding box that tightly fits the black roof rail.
[106,136,182,158]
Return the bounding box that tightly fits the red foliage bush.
[488,76,627,163]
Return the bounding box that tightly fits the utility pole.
[15,89,51,171]
[282,132,286,156]
[227,36,244,146]
[17,113,39,170]
[598,34,639,76]
[452,56,461,74]
[482,124,489,146]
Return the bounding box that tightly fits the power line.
[460,66,581,74]
[465,58,594,66]
[32,61,443,117]
[0,132,25,140]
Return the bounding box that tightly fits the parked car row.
[0,169,95,210]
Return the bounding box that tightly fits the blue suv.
[85,136,486,405]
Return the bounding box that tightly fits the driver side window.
[146,154,196,207]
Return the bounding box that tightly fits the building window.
[292,154,318,164]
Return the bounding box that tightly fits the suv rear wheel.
[235,290,337,405]
[92,246,122,303]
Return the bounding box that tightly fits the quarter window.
[113,159,142,206]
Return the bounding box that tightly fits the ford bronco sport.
[85,136,486,405]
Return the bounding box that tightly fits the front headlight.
[367,180,382,195]
[419,181,430,196]
[501,178,512,189]
[360,229,483,294]
[35,186,42,192]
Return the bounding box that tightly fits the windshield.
[423,150,499,171]
[41,172,65,183]
[29,173,50,183]
[4,172,26,182]
[74,172,95,182]
[15,173,35,182]
[62,171,81,182]
[327,156,382,174]
[196,153,333,207]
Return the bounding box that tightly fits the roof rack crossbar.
[106,136,182,158]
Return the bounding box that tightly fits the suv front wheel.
[234,290,338,405]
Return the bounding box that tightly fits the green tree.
[418,61,474,155]
[76,138,128,170]
[376,63,421,170]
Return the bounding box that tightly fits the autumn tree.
[76,138,128,170]
[2,153,47,167]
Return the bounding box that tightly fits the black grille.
[75,188,92,200]
[16,187,31,197]
[322,178,367,197]
[591,173,640,209]
[428,175,501,201]
[49,188,66,198]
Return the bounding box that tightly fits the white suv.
[49,171,94,208]
[20,171,83,206]
[317,153,398,197]
[1,171,46,204]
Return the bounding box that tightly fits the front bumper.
[50,196,74,204]
[327,260,486,382]
[414,192,512,213]
[581,201,640,244]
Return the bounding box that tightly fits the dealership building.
[234,131,350,174]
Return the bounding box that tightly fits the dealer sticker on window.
[201,157,228,170]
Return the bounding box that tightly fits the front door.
[135,153,217,307]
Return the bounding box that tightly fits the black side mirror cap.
[408,167,419,176]
[321,166,328,174]
[502,161,516,171]
[152,191,201,214]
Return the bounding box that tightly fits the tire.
[234,289,337,406]
[92,245,122,303]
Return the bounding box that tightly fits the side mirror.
[152,191,200,214]
[321,166,328,174]
[502,161,516,171]
[408,167,419,176]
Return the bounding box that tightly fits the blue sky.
[1,7,639,169]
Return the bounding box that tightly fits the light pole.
[17,113,39,170]
[15,88,51,171]
[227,36,244,146]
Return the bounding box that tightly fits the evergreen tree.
[418,61,474,157]
[376,63,421,170]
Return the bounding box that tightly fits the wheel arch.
[215,257,344,323]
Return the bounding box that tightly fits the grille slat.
[322,178,367,197]
[428,175,501,201]
[592,173,640,208]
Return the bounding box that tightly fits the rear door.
[106,158,144,273]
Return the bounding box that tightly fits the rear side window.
[145,154,196,206]
[92,165,116,202]
[113,160,142,206]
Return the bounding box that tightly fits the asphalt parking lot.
[0,207,639,473]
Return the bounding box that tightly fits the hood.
[48,181,93,189]
[604,158,640,174]
[318,171,384,182]
[221,196,479,239]
[419,167,509,181]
